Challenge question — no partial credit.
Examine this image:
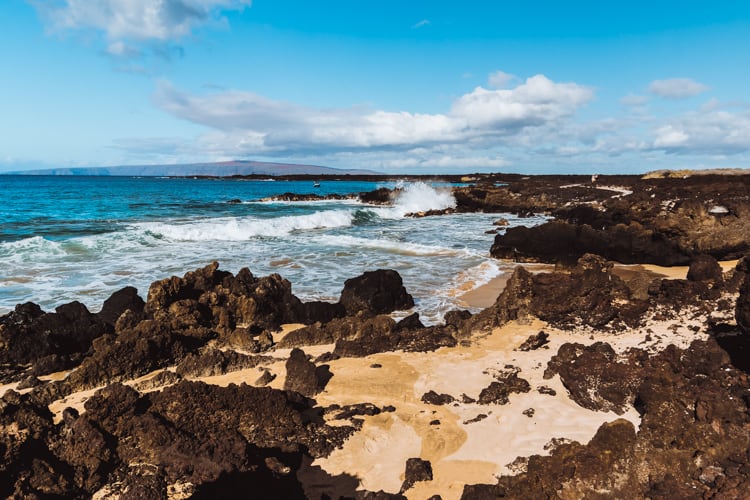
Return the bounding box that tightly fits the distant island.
[2,160,380,177]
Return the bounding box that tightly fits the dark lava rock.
[16,375,43,390]
[359,187,393,205]
[477,371,531,405]
[537,386,556,396]
[466,254,646,334]
[281,313,456,358]
[279,315,397,348]
[491,220,690,266]
[544,342,642,414]
[255,369,276,386]
[517,331,549,351]
[284,348,329,398]
[98,286,145,328]
[329,402,384,420]
[175,348,271,378]
[400,458,433,493]
[461,337,750,498]
[687,254,724,284]
[737,271,750,334]
[133,370,182,391]
[0,300,107,381]
[339,270,415,316]
[333,324,456,358]
[463,414,487,424]
[421,391,456,405]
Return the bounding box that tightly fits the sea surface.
[0,176,545,323]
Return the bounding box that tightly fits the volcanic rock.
[517,331,549,351]
[687,254,724,284]
[98,286,145,328]
[466,254,645,334]
[175,349,271,378]
[0,301,106,381]
[544,342,641,414]
[737,271,750,334]
[477,371,531,405]
[420,391,456,405]
[400,458,433,493]
[284,348,330,398]
[339,270,415,316]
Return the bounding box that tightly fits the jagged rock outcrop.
[400,458,433,493]
[284,348,330,398]
[477,371,531,405]
[339,270,414,316]
[491,220,689,266]
[466,254,647,334]
[462,338,750,498]
[97,286,145,328]
[0,301,107,382]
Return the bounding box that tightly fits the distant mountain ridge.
[3,160,380,177]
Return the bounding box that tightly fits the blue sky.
[2,1,750,174]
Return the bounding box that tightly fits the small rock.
[421,390,456,405]
[400,458,433,493]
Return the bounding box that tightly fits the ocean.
[0,175,545,323]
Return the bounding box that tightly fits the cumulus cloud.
[154,74,593,154]
[488,70,516,89]
[648,78,709,99]
[32,0,250,40]
[651,107,750,154]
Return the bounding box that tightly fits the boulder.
[284,348,328,398]
[98,286,145,328]
[339,270,414,316]
[687,254,724,284]
[400,458,433,493]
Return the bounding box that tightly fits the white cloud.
[154,74,594,153]
[451,75,593,129]
[651,107,750,154]
[412,19,430,29]
[648,78,709,99]
[31,0,250,42]
[653,125,689,148]
[487,70,516,88]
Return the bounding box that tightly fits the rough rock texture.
[687,254,724,284]
[462,338,750,498]
[284,348,330,398]
[0,301,106,382]
[97,286,145,328]
[477,371,531,405]
[486,174,750,264]
[280,313,457,358]
[517,331,549,351]
[400,458,433,493]
[737,271,750,334]
[544,342,642,414]
[420,391,456,405]
[339,270,415,316]
[175,349,272,378]
[0,380,359,498]
[466,254,647,334]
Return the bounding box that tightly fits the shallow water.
[0,176,545,323]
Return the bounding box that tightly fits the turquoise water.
[0,176,544,323]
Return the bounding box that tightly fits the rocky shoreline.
[1,172,749,499]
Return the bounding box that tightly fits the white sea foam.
[312,234,471,257]
[374,182,457,219]
[136,210,354,241]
